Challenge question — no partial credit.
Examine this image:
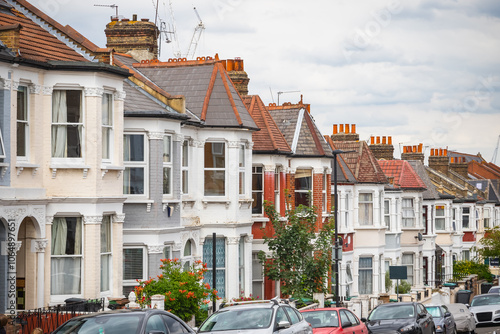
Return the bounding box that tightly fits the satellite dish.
[417,233,423,241]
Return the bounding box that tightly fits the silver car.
[446,303,475,334]
[469,294,500,325]
[196,299,313,334]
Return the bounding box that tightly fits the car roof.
[220,301,277,310]
[374,302,417,308]
[301,307,349,313]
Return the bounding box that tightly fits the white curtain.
[358,258,373,294]
[102,94,112,159]
[52,91,67,157]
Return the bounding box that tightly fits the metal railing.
[9,298,105,334]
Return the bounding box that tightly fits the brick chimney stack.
[0,23,22,56]
[428,148,450,175]
[223,58,249,96]
[369,136,394,160]
[331,124,360,142]
[105,16,159,61]
[401,144,425,162]
[449,157,469,178]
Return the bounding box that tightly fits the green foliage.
[477,226,500,260]
[396,280,411,294]
[257,199,335,299]
[134,259,218,322]
[453,260,493,282]
[385,271,393,293]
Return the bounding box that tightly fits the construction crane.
[94,4,119,19]
[492,135,500,164]
[185,7,205,59]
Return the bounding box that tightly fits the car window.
[284,307,300,324]
[339,310,350,326]
[302,310,339,328]
[54,314,143,334]
[417,304,425,315]
[162,315,190,334]
[426,306,442,318]
[199,308,273,332]
[344,310,360,325]
[146,314,168,334]
[293,308,303,321]
[276,307,289,324]
[471,294,500,306]
[369,305,414,320]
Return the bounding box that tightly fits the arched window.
[183,240,193,271]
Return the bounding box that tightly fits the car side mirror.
[361,317,367,323]
[444,312,451,318]
[342,320,353,328]
[277,320,291,329]
[418,313,426,319]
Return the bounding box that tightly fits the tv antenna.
[277,90,300,105]
[94,4,119,19]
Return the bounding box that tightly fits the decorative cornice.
[12,81,19,91]
[114,214,126,223]
[114,90,126,101]
[29,84,41,95]
[83,215,103,225]
[1,79,11,91]
[46,216,54,225]
[314,168,325,174]
[84,87,104,97]
[228,141,240,149]
[173,242,182,252]
[33,239,48,253]
[42,86,53,95]
[244,235,253,243]
[246,142,254,149]
[193,140,204,148]
[227,237,240,245]
[148,131,164,140]
[147,244,164,254]
[264,165,275,173]
[174,134,184,142]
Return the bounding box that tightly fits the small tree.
[453,259,493,282]
[257,200,335,299]
[385,271,393,293]
[476,226,500,260]
[396,280,411,294]
[134,259,218,322]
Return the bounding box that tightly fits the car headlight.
[400,324,415,332]
[495,310,500,315]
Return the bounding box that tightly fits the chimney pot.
[333,124,338,134]
[141,18,149,22]
[122,18,129,22]
[352,124,356,133]
[376,136,380,144]
[133,14,137,21]
[388,136,392,145]
[340,124,344,133]
[370,136,375,145]
[345,124,350,133]
[382,136,387,145]
[418,143,423,153]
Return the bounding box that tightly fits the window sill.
[124,198,155,212]
[15,162,40,176]
[101,164,124,178]
[202,198,231,209]
[49,164,91,179]
[239,198,253,209]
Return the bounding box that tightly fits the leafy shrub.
[396,280,411,294]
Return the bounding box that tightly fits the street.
[476,324,500,334]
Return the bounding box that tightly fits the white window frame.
[344,193,350,228]
[274,167,281,214]
[123,133,147,196]
[484,208,491,229]
[101,92,113,163]
[181,139,189,195]
[252,166,264,215]
[204,141,226,197]
[358,193,373,226]
[322,172,328,213]
[182,240,194,271]
[100,215,112,294]
[435,205,446,231]
[123,245,147,293]
[295,168,313,208]
[462,207,470,229]
[163,135,172,196]
[239,143,246,195]
[462,249,470,261]
[0,127,6,159]
[163,245,172,259]
[402,253,414,285]
[252,252,264,300]
[384,199,391,230]
[51,89,84,164]
[358,256,373,295]
[16,85,29,160]
[402,198,415,228]
[239,237,245,294]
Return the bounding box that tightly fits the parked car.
[300,307,368,333]
[52,308,195,334]
[362,302,435,334]
[469,293,500,325]
[446,303,475,334]
[425,305,456,334]
[487,286,500,294]
[196,299,312,333]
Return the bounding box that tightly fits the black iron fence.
[425,272,468,288]
[9,298,105,334]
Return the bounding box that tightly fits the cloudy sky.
[35,0,500,161]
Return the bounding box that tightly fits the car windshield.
[471,294,500,307]
[302,310,339,328]
[369,305,415,320]
[489,287,500,293]
[425,307,443,318]
[53,314,143,334]
[199,308,273,332]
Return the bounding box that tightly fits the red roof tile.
[243,95,291,154]
[378,160,427,190]
[333,141,387,183]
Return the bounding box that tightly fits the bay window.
[484,209,491,229]
[163,135,172,195]
[295,169,312,207]
[358,193,373,225]
[182,140,189,194]
[102,93,113,161]
[462,207,470,229]
[51,217,82,295]
[435,205,445,230]
[252,166,263,214]
[101,215,112,292]
[17,86,28,158]
[402,253,414,285]
[204,142,225,196]
[52,90,82,158]
[123,246,147,296]
[123,134,146,195]
[384,199,391,229]
[358,257,372,294]
[402,198,415,227]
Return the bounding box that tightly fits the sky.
[33,0,500,162]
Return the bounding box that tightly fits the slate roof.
[0,0,88,62]
[407,160,440,199]
[448,150,484,163]
[379,160,426,190]
[242,95,291,154]
[324,136,356,183]
[131,58,258,130]
[268,103,333,158]
[332,141,387,184]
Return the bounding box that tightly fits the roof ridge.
[303,110,325,156]
[219,63,242,126]
[201,64,219,122]
[257,96,290,152]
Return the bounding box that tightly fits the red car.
[300,307,368,333]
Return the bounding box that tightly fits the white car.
[446,303,476,334]
[469,294,500,325]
